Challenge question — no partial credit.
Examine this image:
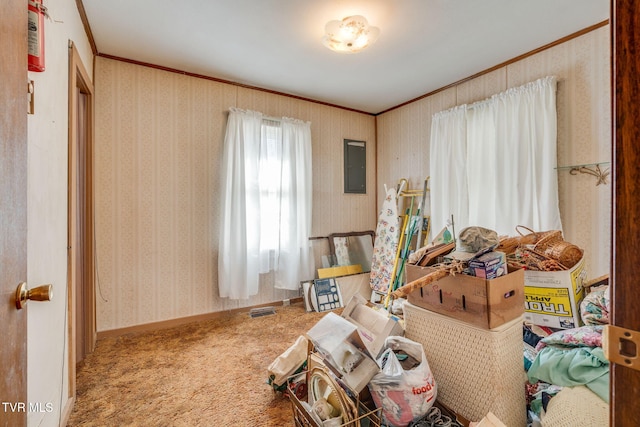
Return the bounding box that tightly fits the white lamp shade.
[322,15,380,54]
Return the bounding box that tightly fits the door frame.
[55,1,640,423]
[610,1,640,424]
[67,41,95,397]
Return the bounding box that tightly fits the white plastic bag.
[267,335,308,390]
[368,336,437,427]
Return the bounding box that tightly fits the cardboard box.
[305,312,379,393]
[341,294,405,359]
[434,401,471,427]
[335,272,372,307]
[406,264,524,329]
[523,256,587,329]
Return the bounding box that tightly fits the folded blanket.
[528,325,609,402]
[535,325,604,350]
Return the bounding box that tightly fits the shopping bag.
[368,336,437,427]
[267,335,308,392]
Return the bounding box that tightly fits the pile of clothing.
[524,283,610,426]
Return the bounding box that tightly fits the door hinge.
[604,324,639,371]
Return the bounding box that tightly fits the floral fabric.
[580,285,610,325]
[370,187,400,293]
[525,315,610,416]
[529,325,609,402]
[535,325,604,351]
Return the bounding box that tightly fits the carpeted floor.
[67,303,329,426]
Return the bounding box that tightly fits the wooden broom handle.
[390,261,465,299]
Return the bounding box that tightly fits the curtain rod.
[465,76,557,111]
[229,107,312,125]
[229,107,281,122]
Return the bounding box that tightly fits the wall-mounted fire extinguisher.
[28,0,46,72]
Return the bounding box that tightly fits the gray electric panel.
[344,139,366,194]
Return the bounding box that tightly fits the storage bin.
[403,302,526,426]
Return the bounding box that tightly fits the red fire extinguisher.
[28,0,46,72]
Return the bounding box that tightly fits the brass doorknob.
[15,282,52,310]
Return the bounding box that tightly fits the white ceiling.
[81,0,609,114]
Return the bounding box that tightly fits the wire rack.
[289,378,383,427]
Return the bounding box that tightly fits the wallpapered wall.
[96,24,610,332]
[377,25,611,281]
[94,57,377,331]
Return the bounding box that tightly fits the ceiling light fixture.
[322,15,380,54]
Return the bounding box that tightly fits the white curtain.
[429,105,468,237]
[430,76,562,237]
[272,117,314,290]
[218,108,313,299]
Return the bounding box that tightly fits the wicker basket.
[516,225,548,244]
[288,368,383,427]
[498,226,560,255]
[532,230,564,252]
[497,236,521,255]
[531,229,584,269]
[543,241,584,269]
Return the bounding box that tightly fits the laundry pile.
[488,226,610,424]
[523,281,610,426]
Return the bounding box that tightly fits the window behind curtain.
[259,120,284,255]
[218,108,313,299]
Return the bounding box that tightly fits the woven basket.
[538,258,568,271]
[497,236,521,255]
[498,225,548,255]
[532,230,564,253]
[530,229,584,269]
[543,241,584,268]
[516,225,547,244]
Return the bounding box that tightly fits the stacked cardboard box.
[523,256,587,329]
[405,264,525,330]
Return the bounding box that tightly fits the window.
[218,109,314,299]
[258,120,285,252]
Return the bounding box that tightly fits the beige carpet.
[67,303,329,426]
